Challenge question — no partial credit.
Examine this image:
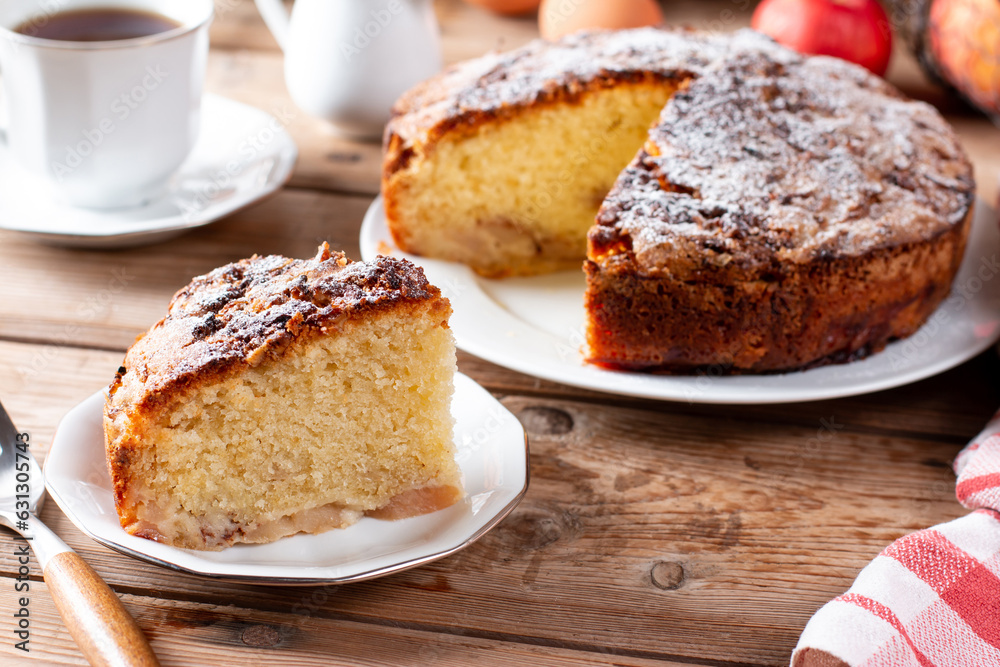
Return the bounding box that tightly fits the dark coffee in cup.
[15,7,180,42]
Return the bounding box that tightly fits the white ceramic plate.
[361,197,1000,404]
[0,94,298,248]
[43,373,528,585]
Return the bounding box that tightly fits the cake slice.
[104,245,462,550]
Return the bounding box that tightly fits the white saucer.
[43,373,529,585]
[361,197,1000,404]
[0,94,298,248]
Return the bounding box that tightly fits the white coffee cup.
[0,0,213,210]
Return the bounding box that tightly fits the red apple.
[751,0,893,76]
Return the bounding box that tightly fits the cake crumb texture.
[382,26,974,373]
[104,245,461,550]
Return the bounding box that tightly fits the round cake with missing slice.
[104,245,462,550]
[585,42,975,373]
[382,28,975,373]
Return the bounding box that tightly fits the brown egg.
[539,0,663,40]
[462,0,542,16]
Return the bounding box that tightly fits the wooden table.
[2,2,999,665]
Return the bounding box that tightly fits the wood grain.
[0,188,371,353]
[2,236,999,442]
[0,340,973,666]
[4,4,995,353]
[2,2,999,665]
[0,579,701,667]
[44,552,160,667]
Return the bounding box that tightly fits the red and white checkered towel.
[792,412,1000,667]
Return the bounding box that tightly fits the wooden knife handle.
[43,551,160,667]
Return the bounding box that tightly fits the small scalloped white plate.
[361,196,1000,404]
[43,373,528,585]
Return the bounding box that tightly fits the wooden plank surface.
[0,579,702,667]
[1,1,999,665]
[0,339,977,666]
[0,188,371,351]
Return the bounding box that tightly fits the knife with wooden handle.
[0,400,160,666]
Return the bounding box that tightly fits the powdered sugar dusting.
[389,26,973,279]
[390,28,774,144]
[109,248,440,410]
[596,40,974,277]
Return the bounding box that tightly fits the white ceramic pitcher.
[254,0,442,140]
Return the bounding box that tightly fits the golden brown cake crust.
[107,244,447,418]
[590,48,975,281]
[380,26,974,373]
[104,246,457,547]
[585,41,975,373]
[585,215,971,373]
[383,28,768,177]
[381,29,796,279]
